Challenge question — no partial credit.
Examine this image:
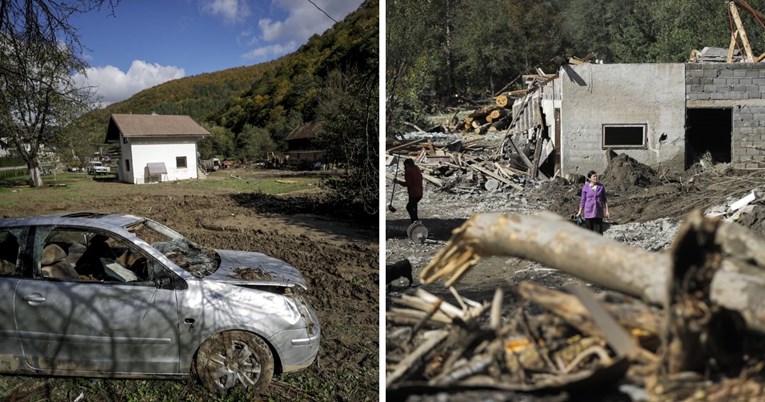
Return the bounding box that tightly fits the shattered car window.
[0,230,21,277]
[127,220,220,278]
[36,227,152,284]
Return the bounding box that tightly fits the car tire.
[193,331,274,395]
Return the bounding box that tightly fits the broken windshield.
[127,219,220,278]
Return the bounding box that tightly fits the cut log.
[488,108,507,121]
[495,94,509,107]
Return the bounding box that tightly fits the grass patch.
[0,377,263,402]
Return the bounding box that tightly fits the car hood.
[206,249,308,290]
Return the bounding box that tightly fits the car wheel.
[194,331,274,395]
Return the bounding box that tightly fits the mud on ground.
[0,168,379,401]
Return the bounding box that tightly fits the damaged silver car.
[0,212,320,395]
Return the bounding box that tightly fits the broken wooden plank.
[502,135,533,172]
[421,172,443,187]
[529,138,543,180]
[467,162,523,191]
[386,329,450,387]
[730,1,754,62]
[493,162,519,178]
[727,29,739,63]
[388,139,425,153]
[519,281,661,337]
[402,121,426,133]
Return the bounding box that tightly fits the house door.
[685,108,731,168]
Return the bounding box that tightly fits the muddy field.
[385,134,765,401]
[0,168,379,401]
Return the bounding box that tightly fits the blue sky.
[70,0,365,105]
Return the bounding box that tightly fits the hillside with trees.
[387,0,765,134]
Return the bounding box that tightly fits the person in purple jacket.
[576,170,610,234]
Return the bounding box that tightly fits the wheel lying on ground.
[193,331,275,395]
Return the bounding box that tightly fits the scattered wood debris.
[387,210,765,399]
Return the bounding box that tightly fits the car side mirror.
[152,264,187,290]
[156,276,172,289]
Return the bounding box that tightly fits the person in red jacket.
[395,158,423,223]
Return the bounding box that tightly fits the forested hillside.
[387,0,765,134]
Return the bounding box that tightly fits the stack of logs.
[461,89,527,135]
[460,72,556,135]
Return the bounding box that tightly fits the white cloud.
[242,41,297,60]
[200,0,250,24]
[72,60,185,106]
[258,18,285,42]
[242,0,362,62]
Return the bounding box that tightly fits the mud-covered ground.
[0,167,378,401]
[385,134,765,401]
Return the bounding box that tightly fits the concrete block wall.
[560,64,686,175]
[686,63,765,169]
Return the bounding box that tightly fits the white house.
[104,114,210,184]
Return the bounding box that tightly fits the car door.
[14,226,182,375]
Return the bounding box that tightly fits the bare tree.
[0,0,118,187]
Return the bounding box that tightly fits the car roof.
[0,212,145,231]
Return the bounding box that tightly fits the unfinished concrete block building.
[543,62,765,176]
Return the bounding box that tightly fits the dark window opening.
[125,159,131,172]
[0,230,19,277]
[685,108,731,168]
[602,125,646,148]
[176,156,187,169]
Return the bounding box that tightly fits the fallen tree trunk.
[420,211,671,303]
[419,210,765,333]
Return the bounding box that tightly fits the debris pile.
[387,210,765,400]
[601,153,657,192]
[385,135,531,195]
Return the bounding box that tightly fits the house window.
[176,156,187,168]
[125,159,131,172]
[122,136,128,144]
[602,124,647,149]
